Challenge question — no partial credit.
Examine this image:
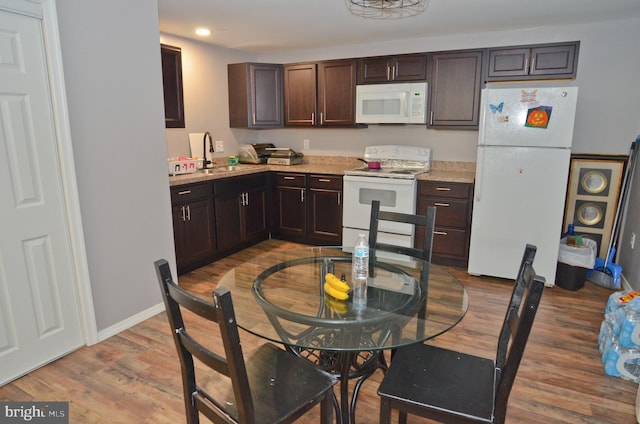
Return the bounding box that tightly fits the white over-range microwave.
[355,82,427,124]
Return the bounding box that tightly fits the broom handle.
[606,140,639,267]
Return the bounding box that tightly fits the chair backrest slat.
[369,201,436,263]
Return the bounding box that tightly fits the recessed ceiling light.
[195,28,211,36]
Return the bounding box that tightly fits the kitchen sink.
[198,165,246,174]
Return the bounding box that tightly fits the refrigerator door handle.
[475,147,485,201]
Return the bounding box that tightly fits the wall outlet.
[215,140,224,152]
[631,232,636,249]
[303,139,310,150]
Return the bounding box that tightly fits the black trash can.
[555,237,597,291]
[555,262,588,290]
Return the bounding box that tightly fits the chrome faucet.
[202,131,214,169]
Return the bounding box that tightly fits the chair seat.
[378,343,496,423]
[207,343,337,424]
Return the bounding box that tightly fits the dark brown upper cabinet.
[284,59,357,127]
[161,44,185,128]
[487,41,579,81]
[228,63,284,128]
[428,50,483,129]
[357,54,427,84]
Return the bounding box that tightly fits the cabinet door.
[308,188,342,245]
[161,44,185,128]
[215,194,243,253]
[393,54,427,82]
[284,63,316,126]
[529,44,578,77]
[244,188,268,243]
[228,63,283,128]
[428,50,483,128]
[173,198,216,273]
[358,56,391,84]
[275,186,307,238]
[317,60,357,126]
[487,48,530,78]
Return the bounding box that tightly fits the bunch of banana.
[323,273,350,300]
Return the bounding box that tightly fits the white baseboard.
[95,302,165,344]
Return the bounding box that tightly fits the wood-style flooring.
[1,239,637,423]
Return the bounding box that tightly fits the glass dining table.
[217,246,468,424]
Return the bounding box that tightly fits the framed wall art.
[563,154,627,259]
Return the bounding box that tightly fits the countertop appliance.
[237,143,275,164]
[355,82,427,124]
[266,148,304,165]
[343,145,431,254]
[467,83,579,285]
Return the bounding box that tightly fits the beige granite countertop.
[169,156,476,187]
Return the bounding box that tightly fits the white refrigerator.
[467,83,579,285]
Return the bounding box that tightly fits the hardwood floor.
[1,239,637,423]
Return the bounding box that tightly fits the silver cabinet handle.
[434,231,448,236]
[318,178,330,182]
[178,190,191,195]
[301,189,305,203]
[386,64,390,81]
[284,176,295,180]
[525,57,530,74]
[338,192,341,206]
[186,205,191,221]
[435,187,451,191]
[434,202,450,207]
[181,206,186,221]
[320,112,323,126]
[252,113,256,125]
[429,111,434,126]
[245,192,249,206]
[311,112,315,125]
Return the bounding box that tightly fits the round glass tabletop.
[217,246,468,352]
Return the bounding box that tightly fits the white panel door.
[0,3,83,385]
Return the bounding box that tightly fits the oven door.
[342,175,417,238]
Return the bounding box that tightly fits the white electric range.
[342,145,431,249]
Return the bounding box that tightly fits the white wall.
[161,33,254,160]
[56,0,175,333]
[163,17,640,162]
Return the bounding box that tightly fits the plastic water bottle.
[352,233,369,308]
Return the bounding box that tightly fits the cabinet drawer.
[433,228,467,257]
[276,173,306,187]
[419,182,471,199]
[423,198,469,229]
[309,174,342,190]
[171,183,212,204]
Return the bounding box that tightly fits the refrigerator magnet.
[525,106,552,129]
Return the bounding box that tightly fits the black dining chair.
[377,244,544,424]
[154,259,338,424]
[369,199,437,343]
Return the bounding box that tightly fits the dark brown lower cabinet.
[171,183,216,275]
[272,172,343,245]
[416,181,473,267]
[307,175,342,245]
[214,174,268,254]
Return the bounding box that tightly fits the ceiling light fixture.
[347,0,429,19]
[195,28,211,36]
